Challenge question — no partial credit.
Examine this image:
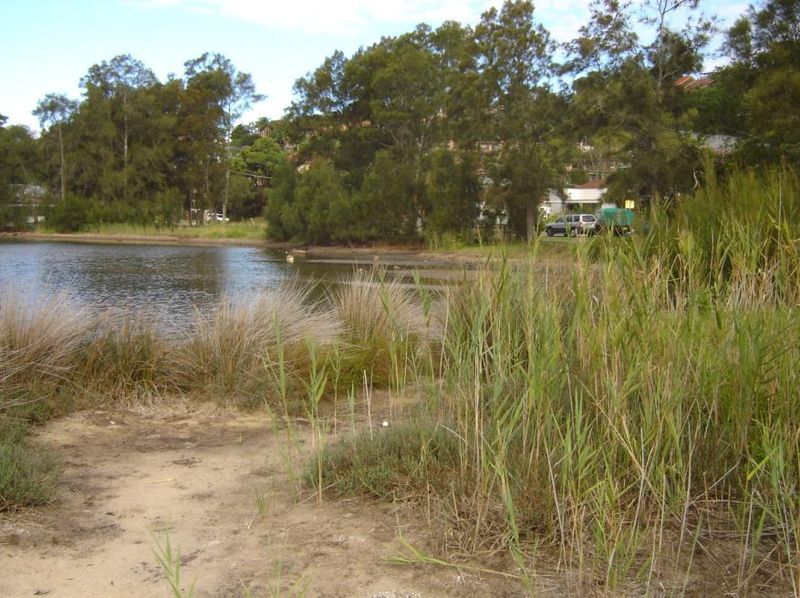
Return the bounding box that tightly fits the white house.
[542,180,607,216]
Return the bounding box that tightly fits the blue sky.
[1,0,747,132]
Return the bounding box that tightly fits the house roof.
[575,179,606,190]
[675,75,713,91]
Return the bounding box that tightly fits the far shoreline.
[0,231,518,266]
[1,231,272,248]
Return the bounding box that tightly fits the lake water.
[0,240,459,334]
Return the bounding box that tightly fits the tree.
[474,0,560,240]
[263,157,296,240]
[359,150,421,241]
[232,136,286,184]
[642,0,712,97]
[720,0,800,163]
[81,55,158,200]
[33,94,77,202]
[566,0,639,74]
[0,116,39,227]
[184,53,264,221]
[424,148,480,238]
[566,0,712,201]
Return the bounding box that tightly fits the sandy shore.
[0,401,521,597]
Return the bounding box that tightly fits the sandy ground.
[0,402,521,598]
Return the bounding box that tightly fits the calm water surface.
[0,240,457,333]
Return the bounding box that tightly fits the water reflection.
[0,241,459,334]
[0,242,293,333]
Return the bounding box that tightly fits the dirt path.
[0,403,517,597]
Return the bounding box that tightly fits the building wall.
[543,187,607,215]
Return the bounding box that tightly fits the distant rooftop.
[675,75,713,91]
[575,179,606,190]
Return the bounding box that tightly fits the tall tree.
[475,0,559,240]
[184,53,264,221]
[566,0,713,201]
[81,55,158,200]
[0,116,38,220]
[721,0,800,162]
[33,94,77,202]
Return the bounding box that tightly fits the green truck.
[595,206,634,235]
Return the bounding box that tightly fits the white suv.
[545,213,597,236]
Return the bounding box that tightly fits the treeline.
[266,0,800,243]
[1,53,265,231]
[1,0,798,240]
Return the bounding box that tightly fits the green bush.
[0,420,57,510]
[312,421,461,499]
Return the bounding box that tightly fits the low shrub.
[0,419,57,510]
[312,420,461,499]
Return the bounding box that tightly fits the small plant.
[152,533,196,598]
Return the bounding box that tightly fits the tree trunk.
[203,159,210,226]
[58,125,65,202]
[222,144,230,223]
[526,196,536,243]
[123,110,128,200]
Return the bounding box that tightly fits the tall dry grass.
[0,291,89,415]
[330,268,430,389]
[175,282,341,406]
[79,316,172,401]
[0,292,88,509]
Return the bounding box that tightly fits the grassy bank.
[34,219,268,242]
[3,166,799,593]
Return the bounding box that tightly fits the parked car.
[544,213,597,236]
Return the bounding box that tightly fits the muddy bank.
[1,232,526,267]
[0,233,565,268]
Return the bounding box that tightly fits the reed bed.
[314,166,800,594]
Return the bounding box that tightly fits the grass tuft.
[330,269,430,388]
[175,282,340,406]
[0,420,58,510]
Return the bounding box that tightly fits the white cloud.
[130,0,500,34]
[127,0,734,45]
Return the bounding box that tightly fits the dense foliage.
[2,53,266,232]
[0,0,798,239]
